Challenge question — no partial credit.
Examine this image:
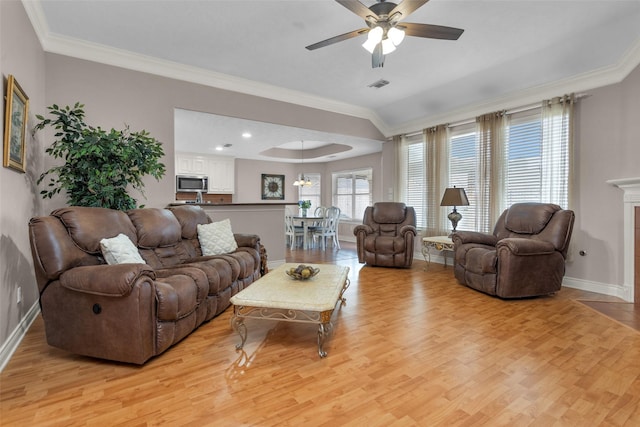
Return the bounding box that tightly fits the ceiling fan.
[305,0,464,68]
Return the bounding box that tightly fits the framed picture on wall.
[261,174,285,200]
[3,75,29,173]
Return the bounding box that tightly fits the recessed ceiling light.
[242,132,252,138]
[215,146,223,151]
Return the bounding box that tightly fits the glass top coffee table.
[229,263,350,358]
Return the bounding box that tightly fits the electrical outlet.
[17,286,22,304]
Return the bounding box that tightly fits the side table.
[422,236,454,269]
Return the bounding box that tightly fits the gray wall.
[567,64,640,286]
[0,0,46,366]
[2,0,640,367]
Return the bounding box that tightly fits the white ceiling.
[24,0,640,162]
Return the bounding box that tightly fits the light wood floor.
[3,242,640,426]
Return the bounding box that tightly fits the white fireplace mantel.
[607,177,640,302]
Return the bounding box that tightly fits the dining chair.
[313,206,327,217]
[312,206,341,250]
[284,214,305,249]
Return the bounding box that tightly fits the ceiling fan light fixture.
[362,25,384,53]
[388,27,405,46]
[381,38,396,55]
[362,38,377,53]
[367,26,384,44]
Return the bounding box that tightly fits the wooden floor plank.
[3,242,640,426]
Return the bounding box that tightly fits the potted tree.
[34,102,166,210]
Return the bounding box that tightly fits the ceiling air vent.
[368,79,390,89]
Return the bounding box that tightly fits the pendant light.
[293,140,312,187]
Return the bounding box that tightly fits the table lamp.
[440,186,469,234]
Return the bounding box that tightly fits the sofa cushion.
[168,205,211,239]
[127,208,182,248]
[197,219,238,256]
[52,207,137,254]
[100,233,146,265]
[504,203,560,234]
[372,202,407,224]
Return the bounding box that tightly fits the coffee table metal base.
[231,278,349,358]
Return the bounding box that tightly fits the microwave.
[176,175,208,193]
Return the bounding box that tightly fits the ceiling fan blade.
[400,22,464,40]
[389,0,429,20]
[305,28,369,50]
[336,0,378,20]
[372,43,384,68]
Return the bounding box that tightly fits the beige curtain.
[542,94,574,209]
[393,134,406,202]
[424,125,450,236]
[476,111,509,232]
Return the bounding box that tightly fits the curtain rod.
[399,92,590,139]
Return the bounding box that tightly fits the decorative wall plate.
[261,174,285,200]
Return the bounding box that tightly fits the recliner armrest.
[452,231,498,246]
[399,225,417,236]
[60,264,155,297]
[497,238,556,256]
[353,224,374,236]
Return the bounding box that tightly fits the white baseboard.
[411,252,629,301]
[0,301,40,373]
[562,276,632,301]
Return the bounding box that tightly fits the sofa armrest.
[452,231,498,247]
[234,233,260,249]
[497,238,556,256]
[60,264,155,297]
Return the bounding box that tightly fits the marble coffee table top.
[230,263,350,312]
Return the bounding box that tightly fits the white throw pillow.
[100,233,146,265]
[197,219,238,256]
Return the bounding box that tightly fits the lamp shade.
[440,187,469,207]
[388,27,405,46]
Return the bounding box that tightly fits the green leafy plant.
[298,200,311,209]
[34,103,166,210]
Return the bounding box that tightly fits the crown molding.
[387,38,640,137]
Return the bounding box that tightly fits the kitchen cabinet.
[175,152,207,176]
[175,152,235,194]
[207,157,235,193]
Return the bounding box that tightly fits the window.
[332,169,372,220]
[400,99,572,233]
[298,173,321,211]
[405,135,426,227]
[505,112,543,205]
[448,124,477,232]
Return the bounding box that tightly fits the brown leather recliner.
[451,203,575,298]
[354,202,417,268]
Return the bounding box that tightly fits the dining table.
[293,215,324,250]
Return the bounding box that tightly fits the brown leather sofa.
[451,203,574,298]
[354,202,417,268]
[28,205,265,364]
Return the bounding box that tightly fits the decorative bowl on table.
[286,264,320,280]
